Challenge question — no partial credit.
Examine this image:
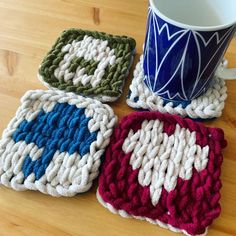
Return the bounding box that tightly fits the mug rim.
[150,0,236,31]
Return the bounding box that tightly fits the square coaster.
[0,90,117,197]
[97,111,227,235]
[127,56,227,119]
[38,29,136,102]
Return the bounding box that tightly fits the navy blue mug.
[143,0,236,104]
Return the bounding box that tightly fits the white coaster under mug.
[127,55,227,120]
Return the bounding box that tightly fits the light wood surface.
[0,1,236,235]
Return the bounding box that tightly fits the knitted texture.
[38,29,136,102]
[0,90,117,197]
[127,56,227,119]
[97,111,227,236]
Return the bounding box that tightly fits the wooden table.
[0,1,235,235]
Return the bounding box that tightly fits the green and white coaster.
[38,29,136,102]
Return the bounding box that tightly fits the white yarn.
[96,189,207,236]
[54,35,116,88]
[0,90,117,197]
[127,55,227,119]
[122,120,209,206]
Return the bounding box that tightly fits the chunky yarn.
[38,28,136,102]
[0,90,117,197]
[97,111,227,235]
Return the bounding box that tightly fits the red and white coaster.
[97,111,227,235]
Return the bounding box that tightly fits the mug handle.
[217,31,236,80]
[217,58,236,80]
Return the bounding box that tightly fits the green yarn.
[39,28,136,99]
[68,57,98,75]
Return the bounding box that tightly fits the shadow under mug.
[143,0,236,105]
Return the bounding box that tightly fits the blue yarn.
[162,98,190,109]
[13,103,98,180]
[128,90,190,109]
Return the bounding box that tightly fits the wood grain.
[0,1,236,235]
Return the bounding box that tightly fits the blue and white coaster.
[0,90,117,197]
[127,56,227,120]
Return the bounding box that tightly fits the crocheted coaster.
[127,56,227,119]
[97,111,227,236]
[38,29,136,102]
[0,90,117,197]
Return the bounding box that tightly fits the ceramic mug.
[143,0,236,104]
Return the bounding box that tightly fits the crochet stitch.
[0,90,117,197]
[97,111,227,236]
[38,29,136,102]
[127,56,227,119]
